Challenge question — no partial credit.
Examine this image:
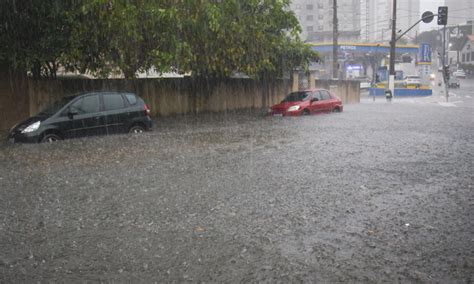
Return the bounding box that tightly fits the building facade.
[360,0,420,43]
[290,0,361,42]
[444,0,474,26]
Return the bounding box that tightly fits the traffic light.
[444,65,450,81]
[438,6,448,26]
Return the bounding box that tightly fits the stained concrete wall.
[0,78,291,131]
[26,78,291,117]
[0,76,360,132]
[0,70,29,133]
[314,79,361,104]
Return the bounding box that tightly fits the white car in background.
[453,69,466,79]
[355,76,372,89]
[404,75,421,88]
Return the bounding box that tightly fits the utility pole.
[332,0,338,79]
[438,6,448,102]
[443,25,449,102]
[456,24,460,68]
[388,0,397,100]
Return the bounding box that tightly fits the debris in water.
[194,225,206,233]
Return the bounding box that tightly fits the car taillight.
[144,104,151,116]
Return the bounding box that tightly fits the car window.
[104,94,125,111]
[282,92,310,102]
[312,91,322,101]
[125,94,137,105]
[70,95,100,114]
[321,90,331,100]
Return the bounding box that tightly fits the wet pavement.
[1,80,473,282]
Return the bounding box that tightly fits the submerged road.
[1,80,473,282]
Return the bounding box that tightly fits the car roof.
[70,91,135,98]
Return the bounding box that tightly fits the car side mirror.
[67,109,78,119]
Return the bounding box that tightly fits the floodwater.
[0,85,473,282]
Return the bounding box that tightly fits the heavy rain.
[1,0,473,282]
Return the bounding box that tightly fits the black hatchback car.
[8,92,153,143]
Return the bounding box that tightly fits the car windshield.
[37,96,77,115]
[282,92,309,102]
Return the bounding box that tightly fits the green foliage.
[175,0,318,78]
[0,0,78,78]
[66,0,179,79]
[415,30,440,49]
[0,0,319,79]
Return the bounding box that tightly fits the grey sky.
[419,0,445,32]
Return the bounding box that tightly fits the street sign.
[419,44,432,63]
[421,11,434,23]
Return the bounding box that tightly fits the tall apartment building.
[360,0,420,43]
[290,0,361,42]
[444,0,474,26]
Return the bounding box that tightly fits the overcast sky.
[419,0,445,32]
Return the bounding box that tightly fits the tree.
[65,0,179,79]
[415,30,441,50]
[0,0,78,78]
[1,0,319,79]
[174,0,318,79]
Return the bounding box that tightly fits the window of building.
[307,4,313,10]
[318,14,324,20]
[471,52,474,61]
[306,15,313,21]
[318,25,324,30]
[318,3,324,9]
[462,53,466,62]
[306,26,314,32]
[467,53,471,62]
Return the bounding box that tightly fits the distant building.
[444,0,474,26]
[447,22,474,66]
[290,0,361,42]
[459,35,474,65]
[360,0,420,43]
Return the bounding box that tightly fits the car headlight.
[287,105,300,112]
[21,121,40,133]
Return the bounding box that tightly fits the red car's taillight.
[144,104,151,116]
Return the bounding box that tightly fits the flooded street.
[1,84,473,282]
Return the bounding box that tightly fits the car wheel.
[129,125,145,134]
[302,109,310,116]
[41,133,62,143]
[333,107,341,113]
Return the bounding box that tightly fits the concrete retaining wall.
[0,77,292,131]
[314,79,361,104]
[0,75,361,132]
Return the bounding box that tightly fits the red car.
[270,89,343,116]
